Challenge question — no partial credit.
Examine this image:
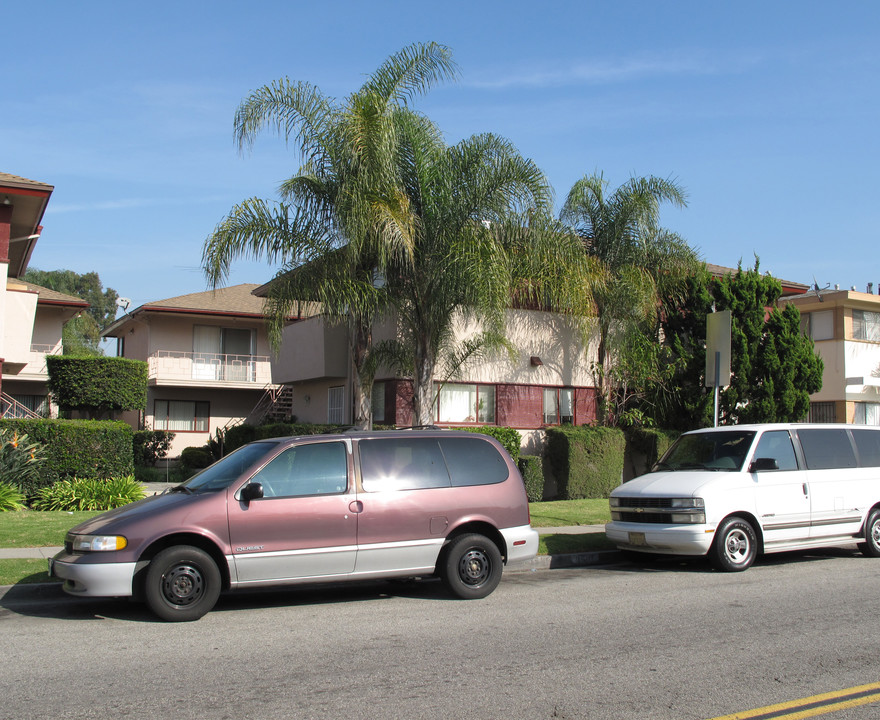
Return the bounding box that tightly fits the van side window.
[798,429,857,470]
[752,431,798,471]
[359,438,451,492]
[251,442,348,497]
[439,438,509,486]
[852,429,880,466]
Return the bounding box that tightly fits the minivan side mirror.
[749,457,779,473]
[240,483,264,503]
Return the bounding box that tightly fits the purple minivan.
[50,430,539,621]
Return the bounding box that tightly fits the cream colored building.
[779,287,880,424]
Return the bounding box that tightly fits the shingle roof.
[141,284,265,316]
[0,172,54,191]
[11,280,90,307]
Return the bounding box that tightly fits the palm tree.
[377,118,592,426]
[560,173,699,426]
[202,43,458,428]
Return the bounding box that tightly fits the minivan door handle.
[803,483,809,497]
[349,500,364,514]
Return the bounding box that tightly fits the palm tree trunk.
[412,336,435,426]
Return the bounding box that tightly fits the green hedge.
[517,455,544,502]
[545,425,625,499]
[0,418,134,486]
[47,356,147,413]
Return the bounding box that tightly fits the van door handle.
[803,483,809,497]
[349,501,364,514]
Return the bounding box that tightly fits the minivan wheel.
[440,533,503,599]
[711,517,757,572]
[859,509,880,557]
[144,545,221,622]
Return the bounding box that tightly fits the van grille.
[617,511,675,524]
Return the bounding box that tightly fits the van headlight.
[70,534,128,552]
[670,498,704,509]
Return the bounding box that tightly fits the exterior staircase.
[244,384,294,426]
[0,392,41,419]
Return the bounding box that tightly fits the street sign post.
[705,310,732,427]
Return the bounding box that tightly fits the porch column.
[0,203,11,397]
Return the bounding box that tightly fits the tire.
[859,508,880,557]
[440,534,503,599]
[144,545,221,622]
[710,517,757,572]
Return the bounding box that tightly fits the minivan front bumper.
[49,553,137,597]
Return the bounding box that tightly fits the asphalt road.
[2,548,880,720]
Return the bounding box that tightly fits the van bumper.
[605,521,715,556]
[502,525,540,564]
[49,553,137,598]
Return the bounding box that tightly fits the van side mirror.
[749,457,779,473]
[240,483,264,503]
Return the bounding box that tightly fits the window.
[807,310,833,341]
[359,438,451,491]
[752,431,798,471]
[798,428,857,469]
[8,394,49,417]
[809,402,836,423]
[154,400,209,432]
[192,325,256,381]
[852,310,880,341]
[852,429,880,467]
[328,386,345,424]
[251,442,348,497]
[543,388,574,425]
[854,402,880,425]
[439,437,509,486]
[435,383,495,424]
[372,381,385,423]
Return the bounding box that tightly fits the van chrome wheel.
[859,509,880,558]
[711,517,757,572]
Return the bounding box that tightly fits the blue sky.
[5,1,880,309]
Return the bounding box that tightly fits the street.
[2,548,879,720]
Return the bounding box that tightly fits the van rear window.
[798,429,857,469]
[852,429,880,467]
[438,438,509,486]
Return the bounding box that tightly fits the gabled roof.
[11,280,90,308]
[102,284,267,337]
[0,172,54,278]
[705,263,808,295]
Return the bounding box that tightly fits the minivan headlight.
[70,535,128,552]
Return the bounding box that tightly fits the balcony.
[148,351,273,387]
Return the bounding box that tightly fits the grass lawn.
[0,510,102,548]
[529,498,610,527]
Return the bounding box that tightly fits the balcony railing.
[148,351,273,385]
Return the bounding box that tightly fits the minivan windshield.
[181,441,282,492]
[653,431,756,472]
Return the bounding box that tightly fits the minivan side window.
[438,437,509,486]
[251,442,348,497]
[851,429,880,467]
[359,438,451,492]
[798,429,857,470]
[751,430,798,471]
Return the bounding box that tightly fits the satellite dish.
[116,297,131,311]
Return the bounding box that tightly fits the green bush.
[459,426,522,462]
[0,418,134,484]
[32,476,146,511]
[133,430,174,467]
[47,355,148,415]
[134,464,193,484]
[0,482,26,511]
[180,446,215,470]
[0,427,47,497]
[518,455,544,502]
[545,426,625,499]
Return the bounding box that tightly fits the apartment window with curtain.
[328,386,345,424]
[371,381,386,423]
[154,400,210,432]
[854,402,880,425]
[809,402,836,423]
[543,387,574,425]
[803,310,833,340]
[435,383,495,424]
[852,310,880,341]
[192,325,256,381]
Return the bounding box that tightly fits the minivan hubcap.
[162,564,204,606]
[459,549,490,586]
[725,529,750,563]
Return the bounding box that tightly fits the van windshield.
[181,441,282,492]
[654,431,756,472]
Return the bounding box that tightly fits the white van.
[605,424,880,571]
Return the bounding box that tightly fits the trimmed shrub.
[47,355,148,416]
[180,446,214,470]
[0,482,26,511]
[518,455,544,502]
[545,426,625,499]
[459,426,522,462]
[133,430,174,467]
[0,418,134,486]
[32,476,146,511]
